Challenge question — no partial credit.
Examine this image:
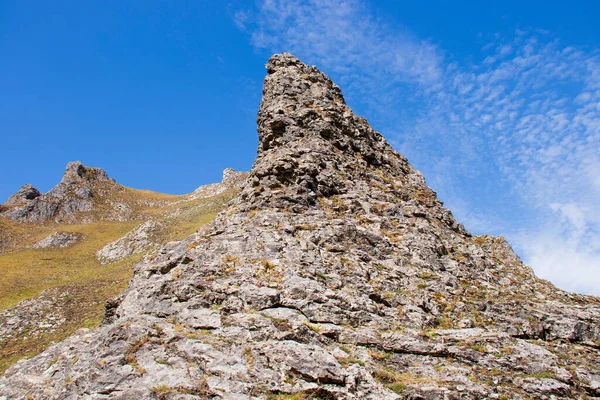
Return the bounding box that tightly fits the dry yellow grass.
[0,185,240,373]
[0,220,141,373]
[0,221,137,310]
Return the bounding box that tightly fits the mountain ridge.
[0,164,247,375]
[0,161,116,224]
[0,53,599,399]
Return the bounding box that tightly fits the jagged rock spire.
[258,53,347,151]
[240,53,419,213]
[257,53,386,161]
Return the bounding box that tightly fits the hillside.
[1,53,599,399]
[0,165,247,374]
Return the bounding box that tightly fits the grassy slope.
[0,186,239,374]
[0,221,138,310]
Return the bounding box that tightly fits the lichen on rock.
[1,53,599,399]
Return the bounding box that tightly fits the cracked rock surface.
[1,53,599,399]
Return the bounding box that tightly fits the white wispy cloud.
[419,35,600,294]
[235,0,443,93]
[235,1,600,295]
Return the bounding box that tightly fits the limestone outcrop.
[96,220,163,264]
[1,54,599,399]
[5,184,41,206]
[188,168,249,200]
[31,232,83,249]
[0,161,115,223]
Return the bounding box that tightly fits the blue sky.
[1,1,599,295]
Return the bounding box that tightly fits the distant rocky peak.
[1,161,115,223]
[222,168,238,182]
[60,161,111,185]
[5,184,41,205]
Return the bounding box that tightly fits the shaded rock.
[5,184,41,205]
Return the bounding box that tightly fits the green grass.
[303,322,322,332]
[467,343,488,353]
[386,382,406,394]
[373,369,439,395]
[338,357,365,366]
[417,271,436,280]
[523,371,555,379]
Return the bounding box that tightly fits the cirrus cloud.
[235,1,600,295]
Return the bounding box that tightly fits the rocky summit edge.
[1,53,599,399]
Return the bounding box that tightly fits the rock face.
[31,231,83,249]
[1,53,600,399]
[4,184,41,205]
[0,161,115,223]
[97,220,163,264]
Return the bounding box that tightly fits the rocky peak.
[241,53,452,232]
[258,53,346,151]
[257,53,385,161]
[0,161,115,223]
[1,54,600,399]
[60,161,111,185]
[4,184,41,205]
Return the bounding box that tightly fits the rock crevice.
[1,53,599,399]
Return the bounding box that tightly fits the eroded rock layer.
[1,54,599,399]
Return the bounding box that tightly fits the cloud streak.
[236,1,600,295]
[235,0,443,91]
[416,34,600,294]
